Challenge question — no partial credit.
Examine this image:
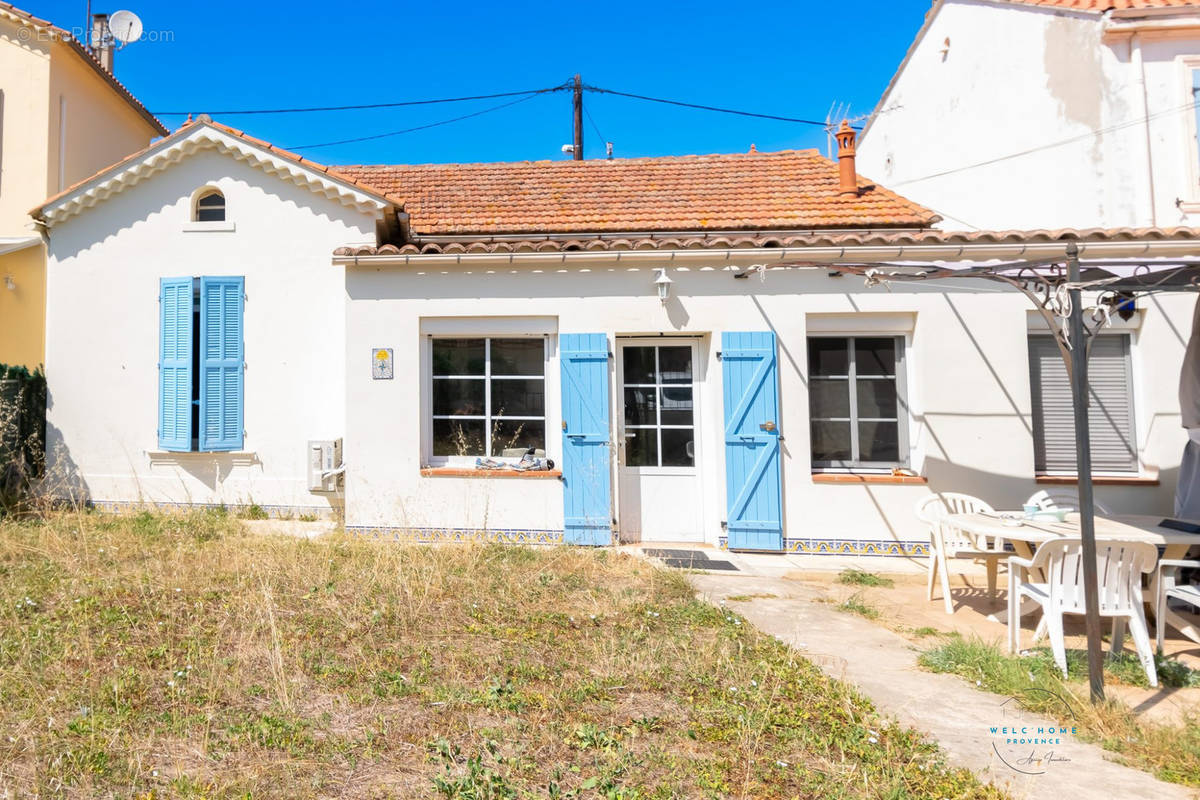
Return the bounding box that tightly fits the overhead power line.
[582,84,837,128]
[153,85,572,116]
[287,92,548,150]
[152,81,844,130]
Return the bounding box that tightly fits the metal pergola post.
[1065,241,1106,703]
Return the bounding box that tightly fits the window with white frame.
[808,336,908,470]
[430,337,546,459]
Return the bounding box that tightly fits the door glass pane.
[623,387,657,426]
[658,346,692,384]
[855,338,896,377]
[661,428,695,467]
[859,420,900,462]
[432,379,485,416]
[659,387,694,426]
[811,420,852,462]
[491,419,546,456]
[809,378,850,418]
[622,347,656,385]
[433,418,486,456]
[491,379,545,417]
[808,338,848,376]
[490,339,543,376]
[625,428,658,467]
[433,339,485,375]
[856,379,897,419]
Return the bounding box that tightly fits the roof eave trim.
[332,238,1200,268]
[35,124,393,226]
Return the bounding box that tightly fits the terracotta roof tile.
[0,1,167,135]
[334,150,939,236]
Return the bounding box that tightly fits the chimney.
[91,13,113,73]
[836,120,859,196]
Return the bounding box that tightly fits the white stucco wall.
[857,0,1200,231]
[43,148,377,514]
[344,257,1194,548]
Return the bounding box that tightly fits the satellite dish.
[108,10,143,46]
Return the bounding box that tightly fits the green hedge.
[0,364,47,499]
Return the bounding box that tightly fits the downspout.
[1131,32,1159,227]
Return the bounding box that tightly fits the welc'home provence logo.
[988,689,1080,775]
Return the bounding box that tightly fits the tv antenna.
[107,9,143,47]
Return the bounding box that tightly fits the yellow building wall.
[0,16,52,237]
[47,40,160,200]
[0,244,46,369]
[0,15,161,368]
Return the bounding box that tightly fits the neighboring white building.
[857,0,1200,231]
[31,118,1200,555]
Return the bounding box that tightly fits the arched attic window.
[194,189,226,222]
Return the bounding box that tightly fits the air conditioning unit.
[307,439,343,492]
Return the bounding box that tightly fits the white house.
[31,117,1200,555]
[857,0,1200,231]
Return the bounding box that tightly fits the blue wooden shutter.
[198,276,244,451]
[560,333,612,546]
[158,277,193,451]
[722,332,784,551]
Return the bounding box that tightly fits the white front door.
[616,340,703,542]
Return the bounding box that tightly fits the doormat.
[643,549,739,572]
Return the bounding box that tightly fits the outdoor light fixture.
[654,268,673,304]
[3,275,13,291]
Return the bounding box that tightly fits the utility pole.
[1066,240,1106,704]
[573,74,584,161]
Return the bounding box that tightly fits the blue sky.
[38,0,931,165]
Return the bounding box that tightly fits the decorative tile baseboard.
[719,536,930,557]
[347,526,565,546]
[87,499,337,520]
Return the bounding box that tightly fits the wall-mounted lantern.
[654,268,673,304]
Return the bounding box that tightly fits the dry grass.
[0,511,1004,799]
[920,635,1200,786]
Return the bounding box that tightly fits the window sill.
[148,450,259,466]
[1035,474,1158,487]
[182,221,236,233]
[811,472,927,485]
[421,467,562,479]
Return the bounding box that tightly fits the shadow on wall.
[39,388,88,508]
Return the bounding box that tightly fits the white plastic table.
[945,512,1200,642]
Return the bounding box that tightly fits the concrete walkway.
[690,572,1198,800]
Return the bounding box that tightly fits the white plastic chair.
[914,492,1004,615]
[1156,558,1200,654]
[1008,538,1158,686]
[1025,489,1111,516]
